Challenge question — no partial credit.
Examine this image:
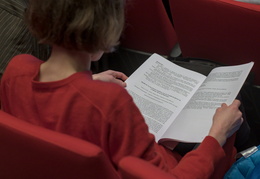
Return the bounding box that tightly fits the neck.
[39,45,92,82]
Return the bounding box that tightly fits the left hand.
[209,100,243,146]
[92,70,128,87]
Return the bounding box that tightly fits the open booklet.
[125,53,254,146]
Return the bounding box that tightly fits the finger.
[113,72,128,81]
[112,78,127,87]
[221,103,227,107]
[231,99,241,108]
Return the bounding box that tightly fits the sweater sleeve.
[105,90,180,169]
[171,136,225,178]
[105,89,235,178]
[171,135,236,179]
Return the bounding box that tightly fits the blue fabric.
[249,162,260,179]
[224,146,260,179]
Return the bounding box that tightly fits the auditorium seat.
[120,0,179,56]
[169,0,260,85]
[0,110,119,179]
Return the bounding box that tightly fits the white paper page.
[125,54,206,142]
[162,62,254,143]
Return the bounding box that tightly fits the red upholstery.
[120,0,178,56]
[169,0,260,85]
[119,156,174,179]
[0,110,119,179]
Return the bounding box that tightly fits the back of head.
[25,0,125,53]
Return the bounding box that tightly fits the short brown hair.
[25,0,125,53]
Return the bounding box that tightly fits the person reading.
[0,0,244,178]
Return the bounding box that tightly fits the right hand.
[92,70,128,87]
[208,100,243,146]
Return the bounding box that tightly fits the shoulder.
[82,79,132,101]
[72,78,134,110]
[3,54,43,80]
[8,54,42,69]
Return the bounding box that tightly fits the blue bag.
[224,146,260,179]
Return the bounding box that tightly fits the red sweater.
[1,54,236,178]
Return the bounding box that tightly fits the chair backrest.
[169,0,260,85]
[120,0,178,56]
[119,156,174,179]
[0,110,119,179]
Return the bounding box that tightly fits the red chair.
[120,0,179,56]
[119,156,174,179]
[169,0,260,85]
[0,110,119,179]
